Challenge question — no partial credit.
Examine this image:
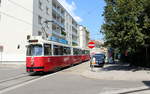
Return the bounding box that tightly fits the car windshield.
[26,44,43,56]
[93,54,105,60]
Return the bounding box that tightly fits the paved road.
[0,64,26,81]
[0,61,149,94]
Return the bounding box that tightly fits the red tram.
[26,38,90,73]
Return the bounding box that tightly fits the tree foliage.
[102,0,150,66]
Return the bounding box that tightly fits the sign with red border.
[88,42,95,48]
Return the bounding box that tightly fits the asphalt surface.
[0,64,26,81]
[0,62,150,94]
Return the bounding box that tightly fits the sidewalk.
[82,63,150,81]
[80,62,150,94]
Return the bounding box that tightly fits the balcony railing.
[52,6,65,18]
[52,30,66,38]
[52,19,65,29]
[50,36,68,44]
[72,24,77,30]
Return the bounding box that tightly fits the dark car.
[90,53,105,67]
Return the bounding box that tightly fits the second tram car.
[26,38,90,73]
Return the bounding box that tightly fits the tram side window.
[59,46,63,55]
[73,48,77,55]
[64,47,71,55]
[73,48,80,55]
[67,47,71,55]
[63,47,67,55]
[54,45,59,55]
[78,49,82,55]
[82,50,85,54]
[44,44,52,55]
[85,50,90,54]
[54,45,63,55]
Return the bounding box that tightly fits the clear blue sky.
[67,0,106,40]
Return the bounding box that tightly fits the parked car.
[90,53,105,67]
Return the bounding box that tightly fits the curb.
[99,86,150,94]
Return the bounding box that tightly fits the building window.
[0,0,1,7]
[38,16,42,25]
[0,0,1,6]
[46,7,49,15]
[39,0,44,10]
[38,31,42,36]
[17,45,20,49]
[27,35,30,40]
[47,0,50,3]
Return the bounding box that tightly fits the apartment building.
[79,25,90,49]
[0,0,79,62]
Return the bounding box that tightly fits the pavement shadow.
[119,88,150,94]
[101,63,149,72]
[143,81,150,87]
[118,81,150,94]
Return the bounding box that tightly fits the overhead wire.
[2,0,59,37]
[0,11,32,25]
[7,0,49,21]
[4,0,102,39]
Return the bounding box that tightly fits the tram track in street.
[0,73,42,93]
[0,73,28,84]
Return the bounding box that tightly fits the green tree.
[102,0,144,52]
[102,0,150,66]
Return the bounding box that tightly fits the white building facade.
[0,0,79,62]
[79,25,90,49]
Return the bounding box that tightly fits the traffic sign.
[88,42,95,48]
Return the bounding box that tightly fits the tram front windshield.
[27,44,43,56]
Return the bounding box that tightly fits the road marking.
[0,72,58,94]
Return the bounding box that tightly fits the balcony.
[51,36,59,42]
[52,6,65,18]
[72,31,78,36]
[52,19,65,29]
[72,24,78,30]
[52,30,61,36]
[52,30,66,38]
[50,36,68,44]
[72,40,78,46]
[72,40,78,43]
